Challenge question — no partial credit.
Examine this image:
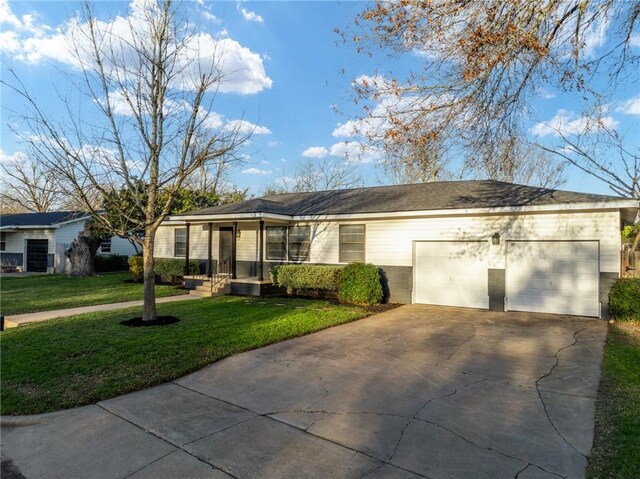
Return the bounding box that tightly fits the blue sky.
[1,0,639,197]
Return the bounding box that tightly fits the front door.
[26,239,49,272]
[219,227,234,276]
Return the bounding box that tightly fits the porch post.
[207,222,213,277]
[231,221,237,279]
[184,222,191,276]
[258,220,264,281]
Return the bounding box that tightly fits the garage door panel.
[552,261,573,275]
[414,241,488,309]
[507,241,599,317]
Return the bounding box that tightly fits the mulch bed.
[120,316,180,327]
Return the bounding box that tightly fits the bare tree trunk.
[67,228,102,276]
[142,230,157,322]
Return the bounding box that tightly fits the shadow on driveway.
[1,305,607,479]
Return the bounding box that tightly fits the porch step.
[186,277,231,297]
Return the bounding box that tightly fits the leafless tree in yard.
[2,0,248,321]
[270,158,363,193]
[0,155,68,213]
[342,0,638,187]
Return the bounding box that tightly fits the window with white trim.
[266,226,287,260]
[174,228,187,257]
[288,226,311,261]
[339,224,365,262]
[100,238,112,253]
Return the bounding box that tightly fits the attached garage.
[413,241,489,309]
[26,239,49,273]
[506,241,600,317]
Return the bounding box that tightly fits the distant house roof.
[0,211,90,229]
[173,180,636,220]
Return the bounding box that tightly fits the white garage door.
[414,241,489,309]
[506,241,599,317]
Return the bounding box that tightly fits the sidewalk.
[3,294,202,328]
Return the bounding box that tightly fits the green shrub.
[338,263,383,306]
[128,256,199,284]
[128,255,144,282]
[272,265,343,291]
[609,278,640,321]
[95,254,129,272]
[155,258,200,284]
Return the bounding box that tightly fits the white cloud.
[0,0,21,29]
[581,13,610,59]
[0,148,27,164]
[630,34,640,47]
[202,11,219,23]
[0,0,272,95]
[302,146,329,158]
[237,4,264,23]
[224,119,271,135]
[329,141,383,164]
[267,140,281,148]
[243,167,272,175]
[531,109,619,137]
[616,95,640,116]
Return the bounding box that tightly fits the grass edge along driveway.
[587,320,640,479]
[1,296,372,415]
[0,272,186,316]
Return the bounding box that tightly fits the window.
[174,228,187,257]
[266,226,287,260]
[0,232,5,252]
[340,225,365,262]
[100,238,112,253]
[288,226,310,261]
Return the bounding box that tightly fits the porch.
[178,219,285,297]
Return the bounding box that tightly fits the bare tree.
[270,158,363,193]
[540,126,639,199]
[3,0,248,321]
[342,0,638,184]
[380,134,451,184]
[0,156,68,212]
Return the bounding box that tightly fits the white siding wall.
[107,237,139,256]
[360,210,620,272]
[56,221,86,247]
[155,210,621,273]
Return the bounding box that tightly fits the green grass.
[0,272,186,316]
[0,296,370,415]
[587,321,640,479]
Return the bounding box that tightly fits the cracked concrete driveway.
[1,304,607,479]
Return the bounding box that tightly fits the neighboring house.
[156,180,639,318]
[0,211,138,273]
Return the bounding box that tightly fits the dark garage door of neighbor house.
[26,239,49,272]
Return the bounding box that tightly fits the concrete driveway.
[1,305,607,479]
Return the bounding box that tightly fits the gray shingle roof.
[177,180,631,218]
[0,211,89,228]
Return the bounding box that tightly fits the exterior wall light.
[491,232,501,245]
[236,229,241,238]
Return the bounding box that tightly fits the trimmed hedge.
[609,278,640,322]
[155,258,200,284]
[338,263,383,306]
[271,263,384,305]
[95,254,129,272]
[128,256,199,284]
[271,265,343,291]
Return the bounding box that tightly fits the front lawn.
[587,321,640,478]
[0,296,371,415]
[0,272,186,316]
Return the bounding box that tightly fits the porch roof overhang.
[168,212,292,223]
